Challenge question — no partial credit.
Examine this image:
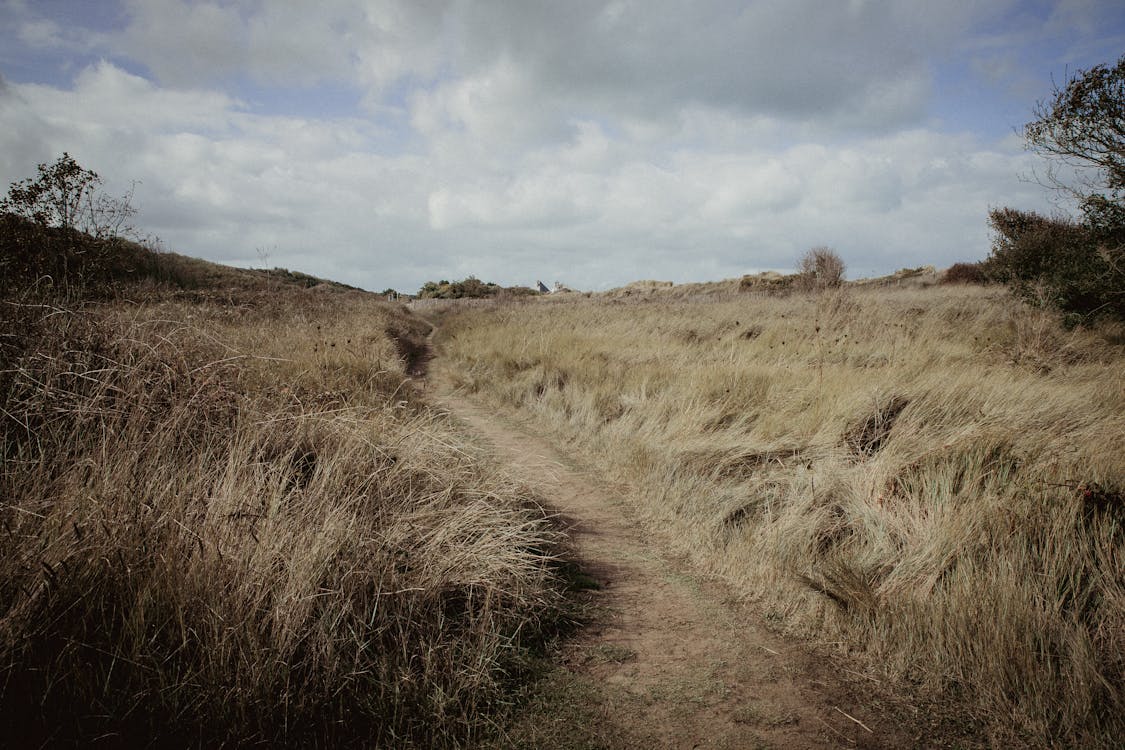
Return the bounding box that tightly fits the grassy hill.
[0,218,571,747]
[0,212,362,300]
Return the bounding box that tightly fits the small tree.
[1026,55,1125,222]
[987,55,1125,323]
[1,153,135,239]
[797,246,846,290]
[1024,54,1125,260]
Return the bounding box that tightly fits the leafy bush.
[1,153,136,239]
[1025,54,1125,218]
[986,207,1124,323]
[418,277,535,299]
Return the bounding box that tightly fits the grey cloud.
[108,1,985,132]
[116,0,446,91]
[117,0,247,86]
[443,0,980,129]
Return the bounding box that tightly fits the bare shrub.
[797,246,846,290]
[1,152,136,239]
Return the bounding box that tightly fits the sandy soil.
[435,387,925,750]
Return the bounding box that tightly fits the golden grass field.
[0,282,571,747]
[435,279,1125,748]
[3,207,1122,748]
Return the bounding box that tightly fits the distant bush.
[942,261,992,285]
[739,272,796,294]
[419,277,539,300]
[796,246,846,291]
[987,207,1124,323]
[501,285,541,297]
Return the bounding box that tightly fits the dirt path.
[433,387,918,749]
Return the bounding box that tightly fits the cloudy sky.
[1,1,1123,292]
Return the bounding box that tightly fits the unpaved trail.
[433,386,919,749]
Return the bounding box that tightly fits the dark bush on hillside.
[1,213,361,302]
[0,213,160,298]
[942,261,993,285]
[987,207,1124,323]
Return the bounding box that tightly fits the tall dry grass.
[435,283,1125,748]
[0,289,567,747]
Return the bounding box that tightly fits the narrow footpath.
[433,386,922,749]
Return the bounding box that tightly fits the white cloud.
[28,61,236,133]
[0,57,1060,290]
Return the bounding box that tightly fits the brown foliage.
[797,246,846,290]
[942,262,991,285]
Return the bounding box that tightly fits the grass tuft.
[1,288,570,747]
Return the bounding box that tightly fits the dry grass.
[435,283,1125,748]
[0,288,569,747]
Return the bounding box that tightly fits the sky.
[1,1,1124,292]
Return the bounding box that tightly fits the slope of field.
[0,211,361,299]
[0,225,571,747]
[434,283,1125,748]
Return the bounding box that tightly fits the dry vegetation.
[0,273,571,746]
[435,282,1125,748]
